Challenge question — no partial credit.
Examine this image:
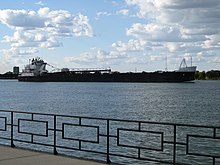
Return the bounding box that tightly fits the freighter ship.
[18,57,196,82]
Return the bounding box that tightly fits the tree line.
[195,70,220,80]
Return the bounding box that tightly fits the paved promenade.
[0,145,106,165]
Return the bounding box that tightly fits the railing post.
[106,119,111,164]
[53,115,58,155]
[173,125,176,165]
[213,128,216,165]
[10,111,15,147]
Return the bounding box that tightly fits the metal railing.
[0,110,219,165]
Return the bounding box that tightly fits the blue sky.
[0,0,220,73]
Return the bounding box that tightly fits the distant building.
[13,66,19,74]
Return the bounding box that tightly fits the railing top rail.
[0,109,220,129]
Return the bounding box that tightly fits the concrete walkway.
[0,145,107,165]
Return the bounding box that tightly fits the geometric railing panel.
[18,119,48,137]
[62,123,99,143]
[0,117,6,131]
[187,134,220,158]
[117,128,163,151]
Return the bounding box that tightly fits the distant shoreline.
[0,74,18,79]
[195,70,220,80]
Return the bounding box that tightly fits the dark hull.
[18,71,195,82]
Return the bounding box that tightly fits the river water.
[0,80,219,164]
[0,80,219,125]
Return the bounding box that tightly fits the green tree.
[195,70,220,80]
[206,70,220,80]
[195,71,200,80]
[199,71,206,80]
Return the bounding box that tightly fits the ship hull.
[18,71,195,82]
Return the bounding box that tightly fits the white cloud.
[65,48,126,66]
[72,14,94,37]
[0,7,94,56]
[96,9,129,20]
[0,9,45,28]
[155,0,219,10]
[126,23,185,42]
[112,39,148,52]
[35,1,45,6]
[58,0,220,71]
[150,55,164,61]
[117,0,220,66]
[95,12,112,20]
[211,57,220,63]
[126,0,157,18]
[125,57,138,64]
[117,9,129,16]
[125,56,148,65]
[2,47,39,56]
[111,1,119,6]
[96,12,112,17]
[203,34,220,49]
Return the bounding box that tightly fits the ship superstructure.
[20,58,48,77]
[177,58,197,72]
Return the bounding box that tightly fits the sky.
[0,0,220,73]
